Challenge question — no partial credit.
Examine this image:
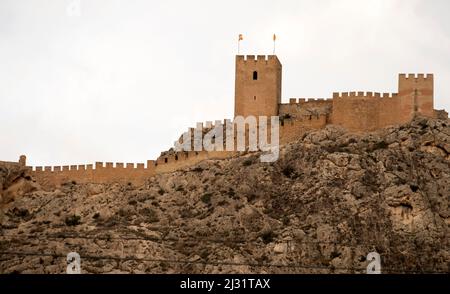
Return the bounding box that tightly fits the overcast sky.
[0,0,449,167]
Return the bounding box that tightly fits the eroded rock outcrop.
[0,116,448,274]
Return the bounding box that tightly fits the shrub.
[227,188,236,199]
[242,158,253,166]
[260,230,276,244]
[65,214,81,226]
[373,140,389,150]
[282,165,296,178]
[12,207,30,219]
[201,193,213,204]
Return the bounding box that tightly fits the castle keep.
[5,54,445,189]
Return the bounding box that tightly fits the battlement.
[235,55,281,65]
[399,73,433,81]
[29,160,156,189]
[193,119,229,131]
[286,98,333,105]
[332,92,399,98]
[32,161,153,172]
[331,72,436,132]
[398,72,434,97]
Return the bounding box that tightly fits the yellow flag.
[239,34,243,41]
[273,34,276,41]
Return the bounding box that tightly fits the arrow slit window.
[253,71,258,80]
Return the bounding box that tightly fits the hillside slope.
[0,116,449,273]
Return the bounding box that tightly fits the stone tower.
[398,74,434,120]
[234,55,282,118]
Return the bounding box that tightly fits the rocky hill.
[0,116,449,274]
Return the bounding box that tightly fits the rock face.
[0,116,449,274]
[0,163,37,205]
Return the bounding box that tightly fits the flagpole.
[238,34,243,55]
[273,34,276,55]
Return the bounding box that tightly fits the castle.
[3,54,445,189]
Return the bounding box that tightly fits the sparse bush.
[11,207,30,219]
[217,200,228,206]
[158,188,165,195]
[118,208,128,217]
[282,165,296,178]
[410,184,419,192]
[260,230,276,244]
[330,251,342,259]
[242,158,253,166]
[373,140,389,150]
[227,188,236,199]
[201,193,213,204]
[65,214,81,226]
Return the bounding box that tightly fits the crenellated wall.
[279,98,333,119]
[331,92,397,131]
[6,60,440,189]
[286,97,333,107]
[331,73,435,131]
[30,161,155,189]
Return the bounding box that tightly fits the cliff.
[0,116,448,273]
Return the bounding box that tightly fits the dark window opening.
[254,96,256,100]
[175,155,178,161]
[164,158,168,163]
[253,71,258,80]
